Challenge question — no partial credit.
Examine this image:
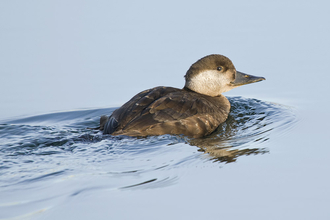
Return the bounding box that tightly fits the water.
[2,0,330,219]
[0,97,295,218]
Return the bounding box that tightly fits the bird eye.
[217,67,222,71]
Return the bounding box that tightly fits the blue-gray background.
[3,0,328,118]
[1,0,329,219]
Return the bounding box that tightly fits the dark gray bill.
[231,71,265,86]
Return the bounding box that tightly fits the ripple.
[121,176,179,190]
[0,97,296,190]
[187,97,297,162]
[0,97,297,219]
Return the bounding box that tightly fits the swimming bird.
[101,54,265,138]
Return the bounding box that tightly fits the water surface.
[0,97,296,219]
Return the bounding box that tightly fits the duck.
[100,54,265,138]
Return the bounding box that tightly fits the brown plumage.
[101,54,265,138]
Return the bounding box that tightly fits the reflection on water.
[0,97,296,181]
[187,97,296,163]
[0,97,296,219]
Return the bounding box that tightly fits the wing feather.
[104,86,230,137]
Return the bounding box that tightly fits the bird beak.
[231,71,265,86]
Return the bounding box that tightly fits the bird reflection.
[185,97,275,163]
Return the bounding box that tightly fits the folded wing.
[103,86,230,138]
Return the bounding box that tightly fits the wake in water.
[189,97,295,163]
[0,97,296,219]
[0,97,296,190]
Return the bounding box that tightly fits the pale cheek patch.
[185,70,233,96]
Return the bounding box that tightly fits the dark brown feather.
[102,86,230,138]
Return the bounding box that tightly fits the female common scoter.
[101,54,265,138]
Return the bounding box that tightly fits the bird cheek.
[228,72,236,82]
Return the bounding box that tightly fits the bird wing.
[108,86,230,138]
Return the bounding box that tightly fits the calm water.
[1,0,330,219]
[0,97,295,219]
